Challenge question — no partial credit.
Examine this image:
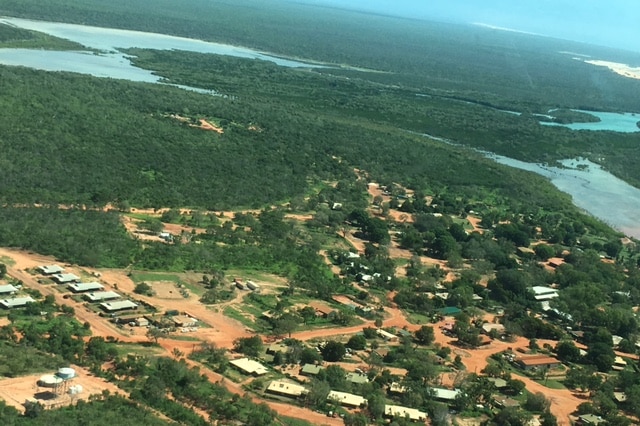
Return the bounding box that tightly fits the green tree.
[233,336,263,357]
[346,334,367,351]
[321,341,346,362]
[414,325,435,346]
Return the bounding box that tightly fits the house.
[530,286,559,301]
[135,317,149,327]
[388,382,408,395]
[327,391,366,408]
[171,315,197,327]
[482,323,506,335]
[384,404,427,422]
[439,306,461,316]
[547,258,565,268]
[266,380,307,398]
[377,328,398,342]
[68,282,104,293]
[430,388,461,403]
[230,358,268,376]
[577,414,604,425]
[487,377,508,389]
[51,273,80,284]
[38,265,64,275]
[84,291,121,302]
[346,372,369,384]
[100,300,138,312]
[267,343,289,355]
[300,364,322,376]
[0,284,18,295]
[516,355,561,371]
[613,392,627,403]
[517,247,535,257]
[0,296,35,309]
[493,396,520,409]
[612,356,627,371]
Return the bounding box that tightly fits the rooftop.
[51,273,80,283]
[346,372,369,384]
[516,354,560,367]
[230,358,268,376]
[431,387,461,401]
[84,291,121,302]
[327,390,366,407]
[0,296,36,308]
[384,404,427,421]
[300,364,322,375]
[100,300,138,312]
[38,264,64,275]
[0,284,18,294]
[266,380,307,397]
[68,282,104,293]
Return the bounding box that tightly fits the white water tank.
[57,367,76,380]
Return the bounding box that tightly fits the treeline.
[0,207,136,267]
[0,395,170,426]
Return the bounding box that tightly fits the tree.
[146,327,167,344]
[321,341,346,362]
[540,410,558,426]
[0,263,6,279]
[414,325,435,346]
[555,340,581,363]
[134,282,153,296]
[299,347,322,365]
[524,392,550,413]
[346,334,367,351]
[273,313,300,338]
[305,379,330,409]
[233,335,263,357]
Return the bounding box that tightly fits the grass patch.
[535,379,566,390]
[114,342,165,357]
[0,255,16,266]
[131,272,182,283]
[223,306,259,331]
[405,311,434,325]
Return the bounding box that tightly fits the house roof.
[0,284,18,294]
[487,377,508,388]
[578,414,604,425]
[0,296,35,308]
[431,388,460,401]
[171,315,197,326]
[327,391,366,407]
[100,300,138,312]
[346,372,369,384]
[439,306,461,316]
[389,382,408,394]
[300,364,322,375]
[230,358,268,375]
[494,396,520,408]
[266,380,307,397]
[384,404,427,421]
[376,329,397,340]
[482,323,506,334]
[38,265,64,274]
[68,282,104,293]
[516,355,560,367]
[52,273,80,283]
[84,291,121,302]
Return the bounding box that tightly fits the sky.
[294,0,640,53]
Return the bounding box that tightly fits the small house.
[51,273,80,284]
[266,380,307,398]
[230,358,268,376]
[68,282,104,293]
[300,364,322,377]
[327,391,366,408]
[384,405,427,422]
[38,265,64,275]
[0,296,35,309]
[516,355,561,371]
[0,284,18,295]
[100,300,138,312]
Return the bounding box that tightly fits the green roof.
[440,307,462,315]
[301,364,322,375]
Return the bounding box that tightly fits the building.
[266,380,307,398]
[84,291,121,302]
[300,364,322,377]
[327,391,366,408]
[0,284,18,295]
[266,343,289,355]
[0,296,35,309]
[388,382,408,395]
[346,372,369,384]
[482,323,506,335]
[516,355,561,371]
[230,358,268,376]
[377,328,398,342]
[38,265,64,275]
[612,356,627,371]
[67,282,104,293]
[530,286,559,301]
[171,316,197,327]
[439,306,461,316]
[430,388,461,403]
[578,414,604,425]
[51,273,80,284]
[135,317,149,327]
[100,300,138,312]
[384,404,427,422]
[487,377,508,389]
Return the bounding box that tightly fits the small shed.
[51,273,80,284]
[100,300,138,312]
[38,265,64,275]
[300,364,322,376]
[327,391,366,408]
[0,284,18,295]
[0,296,35,309]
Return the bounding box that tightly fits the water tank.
[38,375,63,388]
[57,367,76,380]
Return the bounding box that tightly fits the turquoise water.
[0,17,324,89]
[540,110,640,133]
[489,156,640,238]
